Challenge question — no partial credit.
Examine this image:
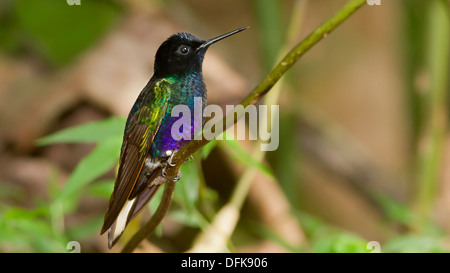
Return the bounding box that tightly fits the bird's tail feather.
[108,198,136,249]
[107,184,162,249]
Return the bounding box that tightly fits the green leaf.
[218,133,275,178]
[383,235,445,253]
[312,233,369,253]
[175,161,200,205]
[37,117,126,146]
[169,210,202,228]
[248,220,302,252]
[294,211,371,253]
[55,136,121,204]
[86,179,115,199]
[0,207,67,252]
[201,139,217,159]
[65,217,104,242]
[373,193,416,225]
[170,161,209,229]
[1,207,48,221]
[172,161,200,225]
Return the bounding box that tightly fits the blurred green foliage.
[0,0,121,66]
[0,116,372,252]
[0,116,272,252]
[12,104,439,253]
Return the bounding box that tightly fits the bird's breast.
[150,73,207,158]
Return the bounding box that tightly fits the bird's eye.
[177,45,190,55]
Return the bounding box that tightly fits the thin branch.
[121,0,367,253]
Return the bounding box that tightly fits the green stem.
[414,0,449,228]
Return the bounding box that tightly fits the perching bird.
[101,27,247,248]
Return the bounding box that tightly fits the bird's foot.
[161,168,182,182]
[161,150,181,182]
[161,150,185,182]
[164,150,177,167]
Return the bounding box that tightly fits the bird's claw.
[173,171,182,182]
[161,150,184,181]
[166,151,176,167]
[161,168,182,182]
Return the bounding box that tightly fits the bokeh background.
[0,0,449,253]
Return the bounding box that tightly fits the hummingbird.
[101,27,248,248]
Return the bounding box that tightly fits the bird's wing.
[101,79,171,234]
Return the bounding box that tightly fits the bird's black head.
[153,27,248,78]
[154,32,204,78]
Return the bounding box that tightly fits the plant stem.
[414,0,449,228]
[121,0,368,253]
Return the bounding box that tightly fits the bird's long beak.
[197,27,248,51]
